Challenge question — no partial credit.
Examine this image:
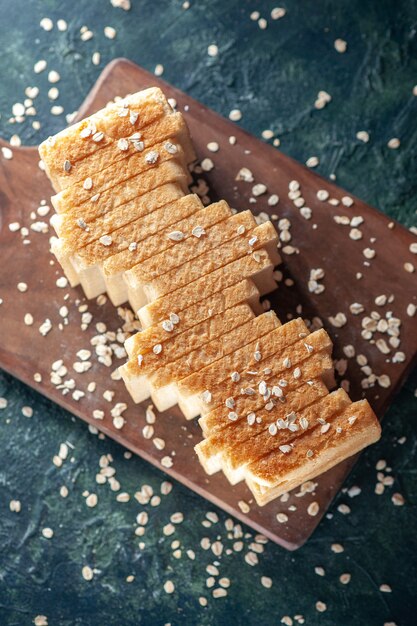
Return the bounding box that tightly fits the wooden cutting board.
[0,59,416,550]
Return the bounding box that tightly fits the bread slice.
[246,399,381,505]
[198,349,334,437]
[145,311,280,412]
[102,199,233,305]
[195,379,330,477]
[131,222,280,313]
[178,316,308,403]
[39,87,173,190]
[51,168,187,290]
[124,210,263,306]
[120,303,256,404]
[124,279,262,359]
[196,327,333,418]
[220,387,351,485]
[52,160,189,245]
[53,183,185,248]
[178,315,314,421]
[69,194,203,306]
[137,249,277,329]
[49,111,195,190]
[127,220,279,308]
[51,139,189,214]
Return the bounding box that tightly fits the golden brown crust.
[52,161,188,235]
[39,87,171,189]
[197,379,330,462]
[147,220,279,298]
[199,351,333,436]
[199,328,332,413]
[125,209,258,286]
[224,388,350,473]
[126,304,254,378]
[104,199,232,277]
[151,311,280,390]
[139,250,274,327]
[56,184,185,255]
[50,112,195,191]
[178,316,307,398]
[52,140,186,212]
[246,400,381,503]
[127,279,260,356]
[72,193,201,266]
[130,221,277,297]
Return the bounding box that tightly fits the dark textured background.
[0,1,416,625]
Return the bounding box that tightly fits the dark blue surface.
[0,1,416,624]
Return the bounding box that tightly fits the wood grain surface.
[0,59,416,550]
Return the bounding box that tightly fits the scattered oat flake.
[201,157,214,171]
[34,59,47,73]
[10,499,21,512]
[316,189,329,201]
[104,26,117,39]
[331,543,344,553]
[252,183,267,197]
[207,141,219,152]
[328,312,347,328]
[334,38,347,53]
[339,573,351,584]
[1,145,14,160]
[238,500,250,513]
[229,109,242,121]
[86,493,98,507]
[168,230,185,241]
[208,44,219,57]
[306,156,319,168]
[391,492,405,506]
[164,580,175,594]
[387,137,400,149]
[356,130,370,143]
[307,501,320,516]
[82,565,94,581]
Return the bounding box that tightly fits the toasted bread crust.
[125,209,258,287]
[52,161,189,237]
[199,351,334,436]
[135,221,278,299]
[199,328,332,413]
[139,250,274,327]
[246,400,381,503]
[39,88,172,189]
[126,304,255,378]
[56,184,186,255]
[179,317,308,399]
[52,140,187,212]
[49,112,195,191]
[177,311,288,397]
[73,194,204,267]
[224,388,351,473]
[149,310,277,390]
[197,379,330,461]
[106,200,233,278]
[127,279,260,356]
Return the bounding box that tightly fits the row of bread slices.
[39,87,200,308]
[39,87,381,506]
[121,303,381,505]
